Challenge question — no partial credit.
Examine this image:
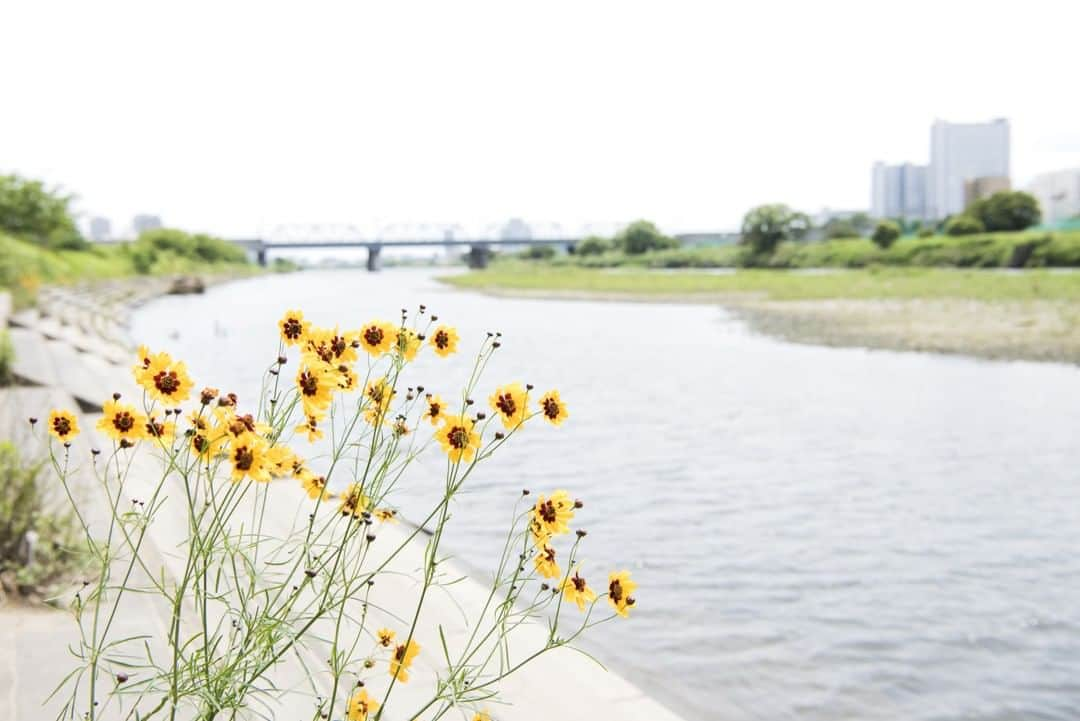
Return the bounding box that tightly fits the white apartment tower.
[929,118,1010,219]
[1027,168,1080,224]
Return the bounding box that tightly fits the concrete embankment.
[0,281,688,721]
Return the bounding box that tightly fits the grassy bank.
[442,265,1080,364]
[0,232,258,307]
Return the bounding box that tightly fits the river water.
[130,269,1080,721]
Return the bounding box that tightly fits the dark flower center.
[394,644,407,662]
[609,579,623,603]
[572,573,587,592]
[300,372,319,396]
[539,500,557,523]
[146,420,166,438]
[154,370,180,395]
[234,446,254,471]
[193,434,208,453]
[331,336,346,357]
[113,412,135,433]
[542,397,560,419]
[434,330,450,349]
[543,546,556,563]
[283,318,303,339]
[447,426,468,449]
[429,402,441,417]
[52,416,72,436]
[495,393,517,418]
[363,327,384,347]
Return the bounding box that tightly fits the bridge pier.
[466,244,491,269]
[366,245,382,272]
[256,247,267,267]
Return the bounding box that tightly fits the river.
[130,268,1080,721]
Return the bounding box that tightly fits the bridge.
[231,237,578,270]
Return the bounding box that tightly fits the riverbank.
[0,277,688,721]
[441,266,1080,364]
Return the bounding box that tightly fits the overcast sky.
[2,0,1078,237]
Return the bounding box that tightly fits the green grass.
[443,264,1080,302]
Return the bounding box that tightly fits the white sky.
[2,0,1078,237]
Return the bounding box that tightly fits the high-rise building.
[929,118,1010,219]
[963,176,1011,208]
[1027,168,1080,224]
[133,214,163,235]
[871,162,928,220]
[89,216,112,241]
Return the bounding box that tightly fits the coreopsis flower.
[133,345,153,378]
[389,638,420,682]
[531,490,574,538]
[345,688,379,721]
[429,325,459,358]
[336,364,358,392]
[607,570,637,618]
[422,394,445,426]
[358,320,396,357]
[300,471,331,501]
[489,383,528,429]
[47,409,79,441]
[223,412,269,440]
[303,326,358,365]
[265,444,297,477]
[143,415,176,443]
[296,363,336,417]
[138,351,194,404]
[294,414,324,442]
[278,309,309,346]
[376,628,395,647]
[472,712,491,721]
[435,415,480,463]
[229,434,273,483]
[534,545,560,579]
[538,389,568,426]
[395,328,422,362]
[188,411,227,459]
[339,483,370,518]
[363,377,394,426]
[98,399,147,444]
[374,508,397,523]
[560,567,597,611]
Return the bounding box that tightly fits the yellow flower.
[374,507,397,523]
[389,638,420,682]
[531,490,574,539]
[336,364,359,392]
[560,567,597,611]
[358,320,396,357]
[295,414,324,442]
[300,471,331,501]
[363,377,394,426]
[133,345,153,379]
[607,570,637,618]
[534,545,560,579]
[229,434,273,483]
[422,394,445,426]
[472,712,491,721]
[188,411,227,459]
[143,415,176,443]
[395,327,422,361]
[265,444,297,477]
[339,483,371,518]
[435,415,480,463]
[47,409,79,441]
[138,352,194,404]
[538,389,568,426]
[278,309,310,346]
[489,383,528,429]
[223,412,270,440]
[376,627,395,647]
[345,688,380,721]
[429,325,459,357]
[303,325,358,365]
[296,363,337,417]
[97,399,147,444]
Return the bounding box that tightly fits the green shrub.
[0,442,84,600]
[575,235,612,256]
[0,330,14,386]
[871,220,902,249]
[944,215,985,236]
[967,191,1041,232]
[520,245,556,261]
[917,226,934,238]
[616,220,680,255]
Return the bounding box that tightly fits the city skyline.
[2,1,1079,237]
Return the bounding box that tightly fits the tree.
[740,204,812,255]
[871,220,901,248]
[615,220,679,255]
[521,245,556,261]
[822,218,861,239]
[849,212,874,235]
[0,174,84,249]
[967,191,1041,232]
[944,215,985,236]
[575,235,612,256]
